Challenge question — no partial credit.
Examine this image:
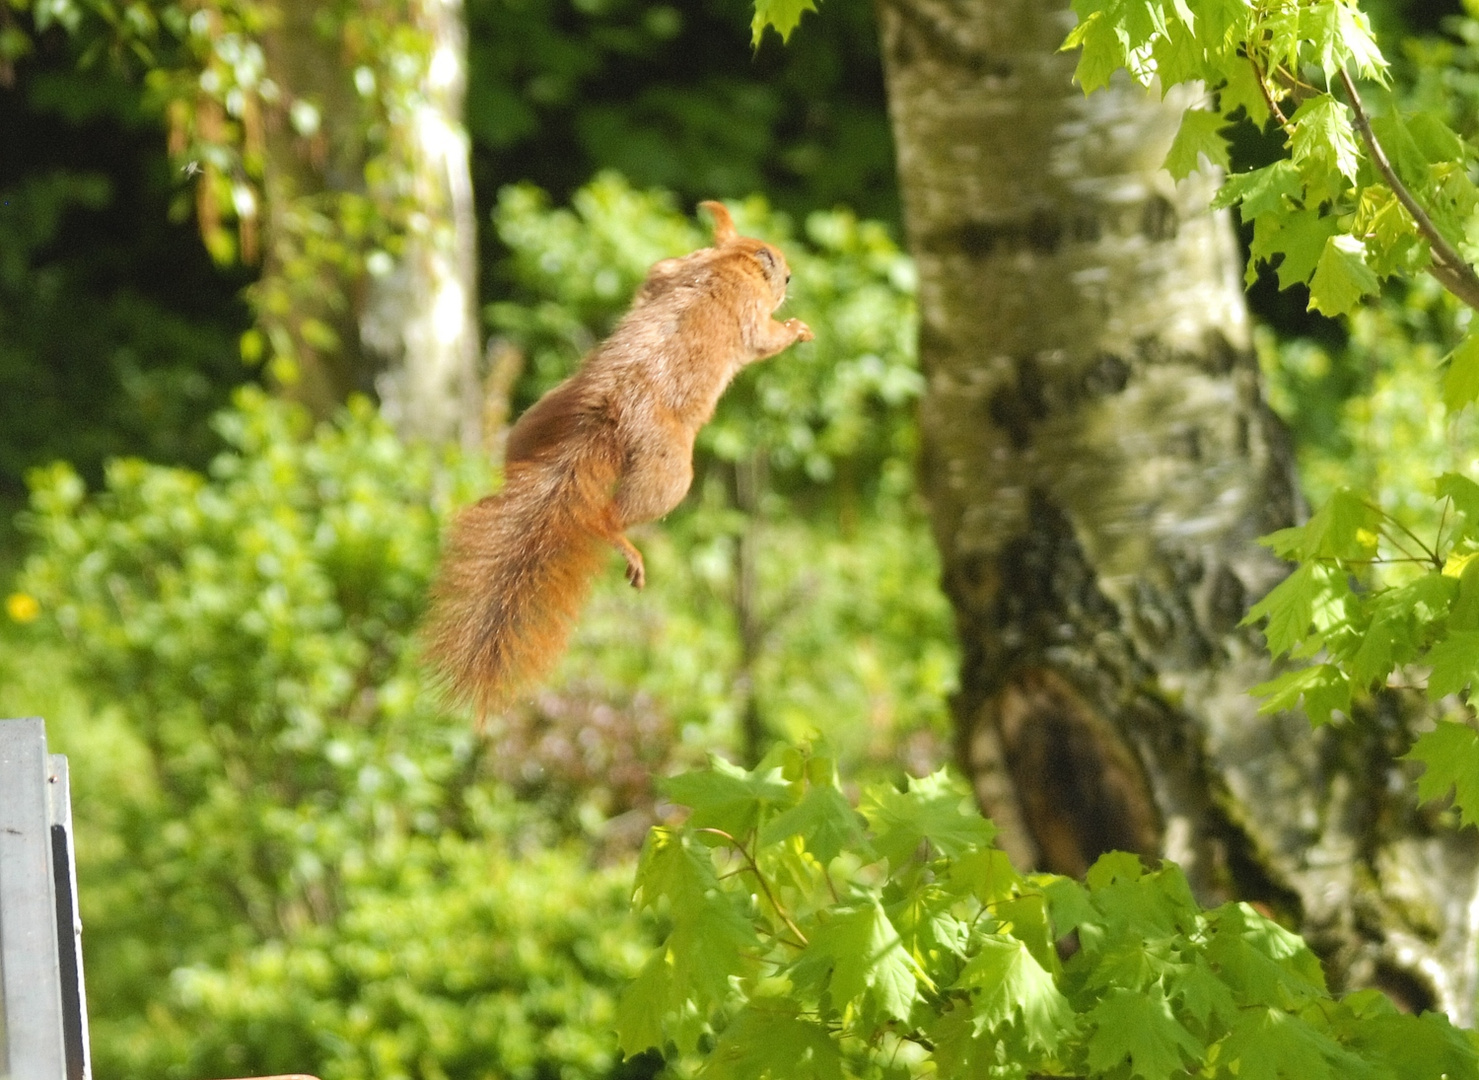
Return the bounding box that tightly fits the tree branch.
[1337,68,1479,312]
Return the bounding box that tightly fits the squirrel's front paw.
[786,318,814,343]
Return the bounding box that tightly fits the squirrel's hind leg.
[612,534,645,589]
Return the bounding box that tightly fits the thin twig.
[697,827,810,947]
[1337,68,1479,312]
[1369,500,1441,566]
[1248,54,1291,131]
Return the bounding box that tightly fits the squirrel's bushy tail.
[423,443,619,722]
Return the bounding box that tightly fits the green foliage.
[16,389,650,1079]
[0,58,252,508]
[620,745,1479,1079]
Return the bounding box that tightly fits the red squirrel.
[424,201,813,720]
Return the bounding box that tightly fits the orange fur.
[424,201,813,720]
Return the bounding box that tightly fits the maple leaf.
[1205,903,1325,1009]
[947,848,1021,904]
[1168,954,1239,1028]
[955,934,1076,1052]
[1291,93,1362,183]
[703,1001,843,1080]
[1422,631,1479,701]
[1251,663,1351,727]
[1405,721,1479,826]
[790,900,920,1022]
[758,782,869,866]
[1085,986,1203,1080]
[1217,59,1271,125]
[860,768,997,870]
[1064,11,1126,94]
[1249,206,1339,289]
[1212,160,1302,218]
[1164,108,1231,180]
[1308,234,1379,317]
[1221,1006,1347,1080]
[1443,335,1479,412]
[1242,562,1320,657]
[663,754,792,838]
[750,0,818,46]
[1436,472,1479,532]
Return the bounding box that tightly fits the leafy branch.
[1335,67,1479,311]
[619,746,1479,1079]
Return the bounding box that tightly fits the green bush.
[19,389,647,1079]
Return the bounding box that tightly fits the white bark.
[367,0,482,449]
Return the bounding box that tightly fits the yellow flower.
[5,592,40,624]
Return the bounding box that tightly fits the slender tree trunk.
[366,0,483,449]
[876,0,1479,1019]
[257,0,480,446]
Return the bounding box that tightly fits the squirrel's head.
[700,200,792,308]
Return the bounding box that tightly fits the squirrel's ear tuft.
[699,200,736,244]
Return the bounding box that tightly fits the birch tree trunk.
[877,0,1479,1019]
[258,0,480,446]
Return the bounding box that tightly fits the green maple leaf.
[1405,720,1479,826]
[1221,1006,1345,1080]
[947,848,1021,904]
[1291,93,1362,183]
[1217,60,1271,125]
[860,768,997,869]
[1408,112,1467,164]
[1308,234,1379,317]
[1436,472,1479,530]
[1304,1,1388,84]
[1064,11,1127,94]
[1039,874,1096,936]
[1258,488,1377,562]
[1085,986,1203,1080]
[791,900,919,1022]
[1369,113,1431,190]
[617,947,706,1055]
[889,884,971,962]
[1443,335,1479,412]
[703,1001,843,1080]
[1084,937,1181,993]
[750,0,818,46]
[1168,954,1240,1027]
[632,828,759,1008]
[1205,903,1325,1009]
[1450,557,1479,630]
[1346,611,1403,690]
[1251,663,1351,727]
[955,934,1075,1052]
[1242,562,1320,657]
[663,755,792,838]
[1249,206,1339,288]
[1422,630,1479,700]
[1345,1008,1479,1080]
[1212,160,1302,218]
[1164,108,1231,180]
[758,782,869,866]
[1149,18,1207,92]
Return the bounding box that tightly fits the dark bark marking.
[920,212,1095,258]
[996,666,1161,876]
[1082,352,1131,396]
[987,355,1049,449]
[1140,193,1179,241]
[1207,564,1247,635]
